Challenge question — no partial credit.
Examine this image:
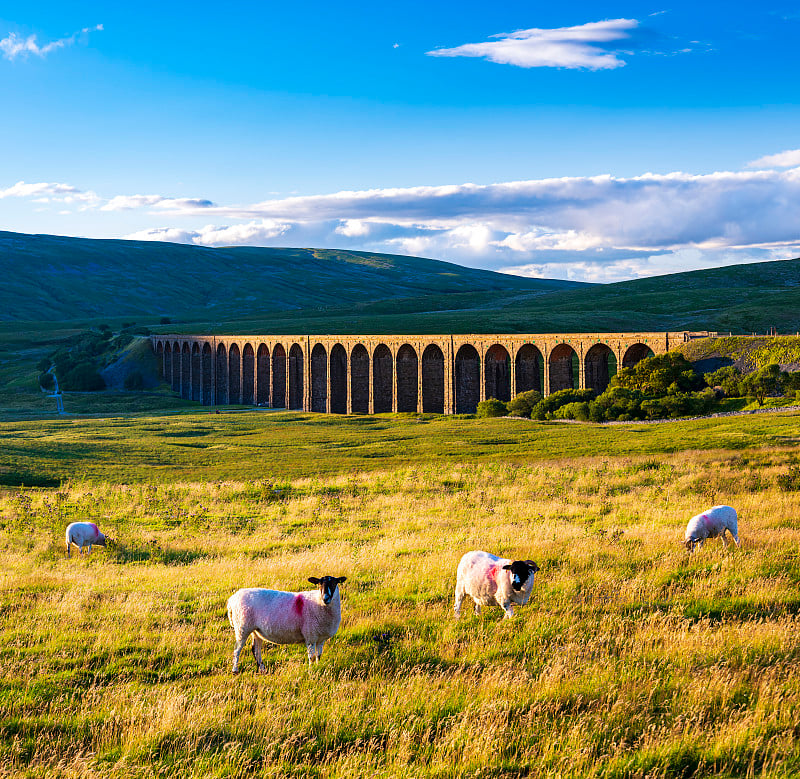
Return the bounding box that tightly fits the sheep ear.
[501,564,513,571]
[337,576,347,583]
[526,560,539,571]
[308,577,320,585]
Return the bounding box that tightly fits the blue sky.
[1,1,800,281]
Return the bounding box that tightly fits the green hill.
[0,231,583,322]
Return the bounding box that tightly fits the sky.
[1,1,800,283]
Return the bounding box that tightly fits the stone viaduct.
[151,332,714,415]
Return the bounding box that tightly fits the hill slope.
[0,231,584,322]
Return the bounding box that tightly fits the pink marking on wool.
[701,514,712,529]
[487,566,498,582]
[293,594,304,617]
[89,522,99,537]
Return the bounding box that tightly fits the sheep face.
[308,575,347,605]
[501,560,539,592]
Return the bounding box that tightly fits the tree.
[740,364,786,406]
[476,398,508,418]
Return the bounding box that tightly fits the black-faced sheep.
[454,550,539,619]
[226,575,346,672]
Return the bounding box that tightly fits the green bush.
[507,390,542,418]
[38,372,55,391]
[589,386,644,421]
[704,365,743,396]
[552,401,591,421]
[476,398,508,418]
[740,364,787,406]
[530,389,596,420]
[124,371,145,391]
[59,362,106,391]
[613,353,703,396]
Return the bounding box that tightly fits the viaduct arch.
[152,331,712,415]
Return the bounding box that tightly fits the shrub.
[507,390,542,418]
[124,371,145,391]
[36,357,51,372]
[613,353,703,396]
[159,316,172,325]
[589,386,644,421]
[38,372,55,391]
[530,389,596,420]
[476,398,508,418]
[740,364,787,406]
[59,362,106,391]
[777,465,800,492]
[552,401,591,421]
[704,365,743,396]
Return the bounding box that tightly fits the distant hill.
[0,231,584,322]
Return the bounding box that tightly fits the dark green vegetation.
[0,231,571,322]
[481,352,800,423]
[2,408,800,485]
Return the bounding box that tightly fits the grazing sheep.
[454,550,539,619]
[227,575,347,672]
[65,521,108,557]
[684,505,741,552]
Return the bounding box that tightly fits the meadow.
[3,410,800,777]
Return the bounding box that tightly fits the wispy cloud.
[427,19,639,70]
[101,194,215,211]
[747,149,800,169]
[0,24,102,61]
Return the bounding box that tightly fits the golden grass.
[2,449,800,777]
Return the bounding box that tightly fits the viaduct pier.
[152,331,714,415]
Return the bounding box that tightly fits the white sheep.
[454,550,539,619]
[684,505,741,552]
[65,521,108,557]
[226,575,347,672]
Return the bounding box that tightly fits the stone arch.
[585,344,617,394]
[549,343,578,393]
[455,344,480,414]
[351,344,369,414]
[310,343,327,412]
[242,343,255,405]
[330,344,347,414]
[180,343,191,399]
[215,343,228,405]
[288,344,304,410]
[156,341,165,379]
[272,344,287,408]
[228,343,241,404]
[422,344,445,413]
[396,344,418,412]
[372,344,392,413]
[256,344,270,406]
[623,343,655,368]
[515,344,543,395]
[172,342,182,392]
[191,343,201,401]
[202,343,213,405]
[484,344,511,402]
[163,343,173,387]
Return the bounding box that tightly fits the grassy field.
[2,411,800,777]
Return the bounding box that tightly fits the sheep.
[226,575,346,672]
[684,505,741,552]
[65,521,108,557]
[454,550,539,619]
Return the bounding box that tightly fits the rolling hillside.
[0,231,582,322]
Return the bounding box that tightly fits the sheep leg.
[305,642,318,664]
[315,641,326,662]
[66,542,71,558]
[732,533,741,547]
[721,531,729,549]
[453,586,465,618]
[251,634,266,673]
[87,543,93,555]
[232,629,250,673]
[502,604,515,619]
[473,600,481,616]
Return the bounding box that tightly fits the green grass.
[1,408,800,484]
[2,441,800,777]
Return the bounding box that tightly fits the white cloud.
[125,220,290,247]
[747,149,800,169]
[0,24,102,61]
[101,194,216,211]
[427,19,638,70]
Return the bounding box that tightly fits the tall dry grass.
[2,449,800,777]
